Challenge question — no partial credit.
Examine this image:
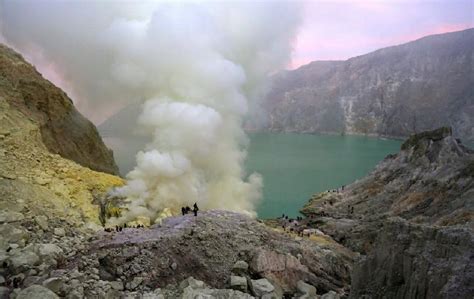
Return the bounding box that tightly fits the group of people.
[328,185,345,193]
[182,203,199,216]
[103,223,146,233]
[279,214,322,238]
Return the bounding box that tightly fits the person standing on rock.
[193,202,199,216]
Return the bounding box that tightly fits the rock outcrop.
[255,29,474,142]
[301,127,474,298]
[67,210,354,298]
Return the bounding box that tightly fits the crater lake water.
[104,132,403,219]
[246,133,402,219]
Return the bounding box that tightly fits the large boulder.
[249,279,275,297]
[35,243,63,260]
[230,276,247,292]
[296,281,317,297]
[16,285,59,299]
[9,249,40,271]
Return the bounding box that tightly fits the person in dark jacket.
[193,202,199,216]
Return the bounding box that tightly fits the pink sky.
[290,0,474,69]
[1,0,472,123]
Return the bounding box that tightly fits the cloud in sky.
[291,0,474,68]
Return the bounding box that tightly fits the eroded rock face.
[350,218,474,299]
[0,44,119,175]
[301,127,474,298]
[254,29,474,142]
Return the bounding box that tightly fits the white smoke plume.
[1,1,301,222]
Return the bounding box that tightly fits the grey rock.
[0,224,28,250]
[250,279,275,297]
[16,285,59,299]
[23,276,42,287]
[321,291,340,299]
[143,289,165,299]
[126,276,143,290]
[66,287,83,299]
[36,244,63,260]
[261,292,281,299]
[9,250,40,270]
[0,210,24,223]
[230,275,247,292]
[35,216,49,231]
[110,281,124,291]
[296,281,316,296]
[232,260,249,275]
[42,277,63,293]
[53,228,66,237]
[179,277,205,290]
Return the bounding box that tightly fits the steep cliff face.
[0,44,119,175]
[259,29,474,142]
[0,44,124,226]
[301,127,474,298]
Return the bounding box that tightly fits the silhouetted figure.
[124,223,127,228]
[182,207,186,215]
[185,206,191,214]
[351,206,354,214]
[285,215,288,220]
[115,225,119,232]
[193,202,199,216]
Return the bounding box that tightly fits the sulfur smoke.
[0,1,301,222]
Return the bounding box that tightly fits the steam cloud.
[1,1,301,222]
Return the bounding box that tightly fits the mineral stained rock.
[0,44,119,175]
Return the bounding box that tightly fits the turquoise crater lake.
[245,133,402,219]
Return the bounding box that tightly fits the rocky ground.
[0,210,354,299]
